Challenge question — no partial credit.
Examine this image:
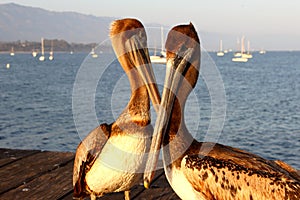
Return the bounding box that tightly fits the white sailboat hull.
[39,56,45,61]
[91,54,98,58]
[150,55,166,64]
[242,54,253,59]
[32,52,38,57]
[217,52,224,57]
[259,50,266,54]
[232,57,248,62]
[234,52,242,57]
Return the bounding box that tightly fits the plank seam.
[0,150,41,168]
[131,170,165,200]
[0,156,74,195]
[57,189,73,200]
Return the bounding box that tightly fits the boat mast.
[51,40,53,53]
[241,36,245,54]
[41,37,44,56]
[247,40,250,54]
[160,26,164,53]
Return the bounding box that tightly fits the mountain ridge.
[0,3,115,43]
[0,3,241,51]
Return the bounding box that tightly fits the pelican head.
[110,18,160,110]
[144,22,200,188]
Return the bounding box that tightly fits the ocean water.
[0,51,299,169]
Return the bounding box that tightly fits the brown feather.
[73,123,111,198]
[160,23,300,200]
[178,142,300,200]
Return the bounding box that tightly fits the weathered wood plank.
[130,169,165,200]
[0,148,40,167]
[0,150,74,194]
[58,191,74,200]
[0,161,74,199]
[0,149,181,200]
[136,187,180,200]
[136,170,180,200]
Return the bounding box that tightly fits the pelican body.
[73,18,160,200]
[144,23,300,199]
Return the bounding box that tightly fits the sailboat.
[233,38,242,57]
[10,47,15,56]
[259,49,266,54]
[150,26,166,64]
[32,49,38,57]
[242,40,253,59]
[232,36,248,62]
[232,56,248,62]
[90,48,98,58]
[39,38,45,61]
[216,39,224,57]
[49,40,54,61]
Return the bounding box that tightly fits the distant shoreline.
[0,51,90,54]
[1,50,300,54]
[0,40,112,53]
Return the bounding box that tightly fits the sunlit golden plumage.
[73,18,160,200]
[144,23,300,200]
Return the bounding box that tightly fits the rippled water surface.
[0,51,299,169]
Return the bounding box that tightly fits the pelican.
[73,18,160,200]
[144,23,300,199]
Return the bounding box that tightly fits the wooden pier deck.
[0,148,180,200]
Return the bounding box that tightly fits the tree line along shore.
[0,39,112,53]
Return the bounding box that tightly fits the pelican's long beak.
[143,46,194,188]
[125,34,161,112]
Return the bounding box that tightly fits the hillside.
[0,3,115,43]
[0,3,237,51]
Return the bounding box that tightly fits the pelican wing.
[73,123,111,198]
[181,143,300,199]
[273,160,300,181]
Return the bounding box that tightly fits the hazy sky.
[1,0,300,50]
